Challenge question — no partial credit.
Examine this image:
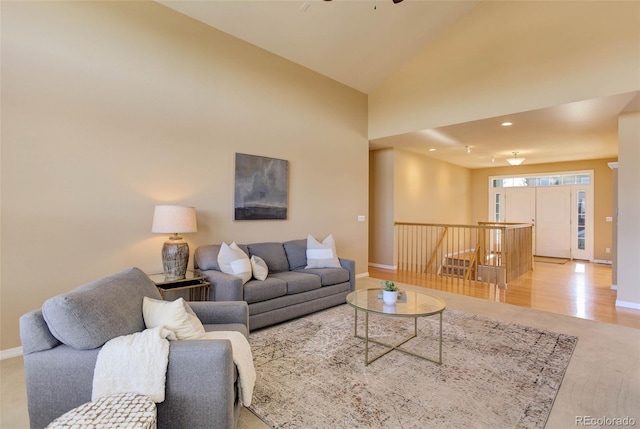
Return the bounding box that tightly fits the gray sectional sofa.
[194,239,355,330]
[20,267,248,429]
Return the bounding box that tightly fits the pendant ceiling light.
[506,152,525,166]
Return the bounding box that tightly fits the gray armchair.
[19,267,249,429]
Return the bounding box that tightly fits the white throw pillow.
[250,255,269,281]
[217,242,252,284]
[306,234,341,268]
[142,297,205,340]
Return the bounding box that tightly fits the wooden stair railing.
[464,245,481,281]
[425,226,448,274]
[394,222,533,286]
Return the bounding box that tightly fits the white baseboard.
[592,259,612,265]
[0,346,23,360]
[616,300,640,310]
[611,284,617,290]
[368,263,397,270]
[355,272,369,279]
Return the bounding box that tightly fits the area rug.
[247,304,577,429]
[534,256,569,264]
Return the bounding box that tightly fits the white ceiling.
[159,0,637,169]
[370,92,639,168]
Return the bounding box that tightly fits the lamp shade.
[151,205,197,234]
[506,152,525,166]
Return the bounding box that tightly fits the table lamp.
[151,205,197,280]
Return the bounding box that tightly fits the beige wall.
[394,150,471,225]
[369,149,395,268]
[369,148,471,267]
[610,165,618,287]
[1,2,369,351]
[369,0,640,138]
[470,159,616,262]
[617,113,640,306]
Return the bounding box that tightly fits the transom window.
[491,173,590,188]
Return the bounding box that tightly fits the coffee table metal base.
[354,309,443,366]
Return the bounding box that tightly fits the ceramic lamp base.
[161,236,189,280]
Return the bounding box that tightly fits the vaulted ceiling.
[159,0,638,169]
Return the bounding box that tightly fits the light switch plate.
[357,215,365,222]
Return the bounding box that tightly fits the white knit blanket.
[92,328,256,407]
[197,331,256,407]
[92,327,175,403]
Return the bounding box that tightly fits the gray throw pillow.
[248,242,290,273]
[283,239,307,271]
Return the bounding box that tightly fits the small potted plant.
[381,280,399,305]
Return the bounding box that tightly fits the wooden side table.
[148,270,211,301]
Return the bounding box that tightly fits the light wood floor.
[369,259,640,330]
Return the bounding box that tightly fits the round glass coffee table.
[346,288,446,366]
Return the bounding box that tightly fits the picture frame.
[234,153,289,220]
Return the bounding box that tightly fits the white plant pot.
[383,290,398,305]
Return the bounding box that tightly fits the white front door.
[488,172,594,261]
[536,186,571,258]
[505,187,537,254]
[505,187,536,224]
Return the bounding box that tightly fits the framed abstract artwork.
[234,153,289,220]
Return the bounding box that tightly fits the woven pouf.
[46,392,157,429]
